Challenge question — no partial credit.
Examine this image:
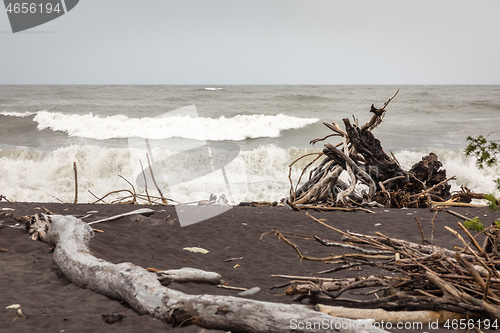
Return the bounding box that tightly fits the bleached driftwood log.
[27,214,389,333]
[316,304,468,325]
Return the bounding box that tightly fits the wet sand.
[1,202,499,332]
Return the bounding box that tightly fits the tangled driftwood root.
[288,90,486,210]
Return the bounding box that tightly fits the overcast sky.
[1,0,499,85]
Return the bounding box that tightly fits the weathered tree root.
[25,213,389,333]
[288,90,464,209]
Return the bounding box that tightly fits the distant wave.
[33,111,319,141]
[0,111,36,117]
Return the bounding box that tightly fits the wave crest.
[33,111,319,141]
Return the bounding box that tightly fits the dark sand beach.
[1,202,499,333]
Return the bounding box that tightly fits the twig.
[408,176,457,200]
[275,230,393,262]
[446,209,470,221]
[118,175,137,204]
[147,153,168,205]
[414,217,426,245]
[457,222,490,261]
[139,159,152,205]
[430,210,439,244]
[73,162,78,204]
[217,284,247,291]
[454,252,499,301]
[313,235,393,255]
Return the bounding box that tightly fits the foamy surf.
[32,111,319,141]
[0,144,497,204]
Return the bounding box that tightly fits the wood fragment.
[156,268,222,284]
[146,153,168,205]
[87,208,155,225]
[217,284,247,291]
[446,209,471,221]
[316,303,468,325]
[73,162,78,204]
[414,217,426,245]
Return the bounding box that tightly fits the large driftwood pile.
[272,211,500,327]
[288,90,466,210]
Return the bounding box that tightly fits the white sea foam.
[395,149,500,196]
[0,145,497,204]
[32,111,319,141]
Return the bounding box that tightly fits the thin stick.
[445,226,496,279]
[275,230,393,262]
[430,210,438,244]
[314,235,393,255]
[139,159,152,204]
[118,175,137,204]
[146,153,168,205]
[457,221,490,261]
[454,252,499,301]
[408,176,456,200]
[217,285,247,291]
[446,210,470,221]
[73,162,78,204]
[414,218,427,245]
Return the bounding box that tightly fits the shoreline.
[1,202,499,332]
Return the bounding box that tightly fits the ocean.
[0,85,499,204]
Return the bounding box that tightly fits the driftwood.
[147,267,223,285]
[25,213,389,333]
[272,212,500,324]
[87,208,155,225]
[278,275,399,295]
[287,90,472,209]
[316,304,468,325]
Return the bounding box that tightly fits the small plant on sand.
[463,217,485,232]
[484,193,499,211]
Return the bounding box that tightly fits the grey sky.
[1,0,499,85]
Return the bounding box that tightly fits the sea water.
[0,85,499,203]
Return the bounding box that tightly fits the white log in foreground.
[30,214,389,333]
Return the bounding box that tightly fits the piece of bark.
[28,214,389,333]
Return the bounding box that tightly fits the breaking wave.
[32,111,319,141]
